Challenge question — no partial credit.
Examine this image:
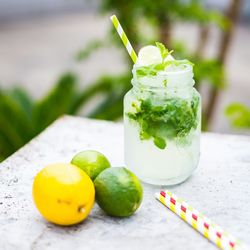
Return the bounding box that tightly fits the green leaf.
[33,73,77,133]
[87,74,131,120]
[0,91,34,144]
[164,59,194,68]
[225,103,250,128]
[153,136,166,149]
[136,59,193,78]
[0,130,17,158]
[75,40,106,61]
[193,59,225,88]
[155,42,169,60]
[136,63,165,77]
[8,87,33,118]
[89,93,124,120]
[127,95,200,149]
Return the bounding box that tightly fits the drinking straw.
[156,190,248,250]
[110,15,137,64]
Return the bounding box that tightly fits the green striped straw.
[110,15,137,64]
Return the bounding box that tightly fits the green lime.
[71,150,111,180]
[94,167,143,217]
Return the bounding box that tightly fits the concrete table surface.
[0,116,250,250]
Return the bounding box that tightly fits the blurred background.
[0,0,249,161]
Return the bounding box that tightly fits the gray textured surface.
[0,116,250,250]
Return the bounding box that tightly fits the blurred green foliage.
[0,73,76,159]
[0,73,130,160]
[75,0,228,127]
[79,1,229,80]
[0,0,231,161]
[193,59,226,88]
[102,0,229,29]
[225,103,250,128]
[76,40,107,61]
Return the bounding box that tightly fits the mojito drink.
[124,43,201,185]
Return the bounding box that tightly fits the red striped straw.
[156,190,248,250]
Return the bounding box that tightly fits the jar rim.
[132,63,194,89]
[157,64,193,76]
[132,63,193,75]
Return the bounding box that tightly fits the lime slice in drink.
[136,45,162,66]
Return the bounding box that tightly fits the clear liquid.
[125,64,201,186]
[124,117,200,185]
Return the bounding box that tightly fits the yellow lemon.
[32,163,95,226]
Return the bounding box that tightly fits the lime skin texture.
[71,150,111,180]
[94,167,143,217]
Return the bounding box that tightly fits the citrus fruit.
[137,45,162,66]
[71,150,111,180]
[94,167,143,217]
[32,163,95,226]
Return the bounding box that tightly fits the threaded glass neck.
[131,63,194,91]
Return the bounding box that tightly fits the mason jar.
[124,63,201,185]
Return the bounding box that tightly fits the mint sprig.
[136,59,193,78]
[126,95,200,149]
[164,59,194,68]
[155,42,173,61]
[136,63,165,77]
[136,42,193,78]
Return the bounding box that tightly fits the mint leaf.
[136,60,193,77]
[136,63,165,77]
[164,59,194,69]
[126,95,200,149]
[153,136,166,149]
[155,42,167,60]
[135,42,194,78]
[163,79,168,87]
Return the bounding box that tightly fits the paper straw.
[156,190,248,250]
[110,15,137,64]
